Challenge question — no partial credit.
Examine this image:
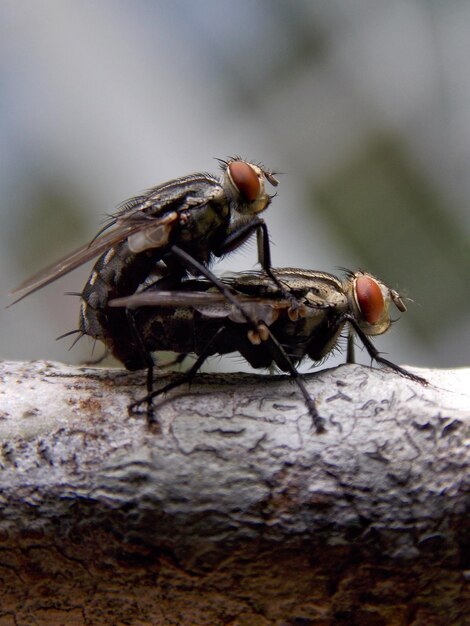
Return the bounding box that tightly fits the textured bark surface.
[0,359,469,626]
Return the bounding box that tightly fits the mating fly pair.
[9,158,425,431]
[10,157,280,365]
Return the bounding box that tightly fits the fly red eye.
[228,161,260,202]
[355,276,384,324]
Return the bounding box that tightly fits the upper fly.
[9,158,281,362]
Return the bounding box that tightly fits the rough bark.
[0,359,469,626]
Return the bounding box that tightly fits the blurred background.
[1,0,469,374]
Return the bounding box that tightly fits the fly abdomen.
[80,241,130,338]
[79,240,169,367]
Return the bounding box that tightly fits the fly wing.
[109,290,229,310]
[109,290,290,325]
[9,173,224,305]
[9,219,146,305]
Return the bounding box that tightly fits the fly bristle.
[56,328,85,351]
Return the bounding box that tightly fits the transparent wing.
[9,217,152,305]
[9,171,224,305]
[109,290,258,309]
[109,290,290,325]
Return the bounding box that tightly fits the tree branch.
[1,359,469,625]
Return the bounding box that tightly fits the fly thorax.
[178,202,229,245]
[300,306,332,336]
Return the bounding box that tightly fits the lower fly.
[109,267,427,432]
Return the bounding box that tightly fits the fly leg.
[213,219,299,306]
[124,274,190,424]
[346,327,355,364]
[254,221,292,297]
[124,308,158,423]
[260,327,326,433]
[343,314,428,385]
[169,245,274,335]
[128,326,226,420]
[129,321,326,433]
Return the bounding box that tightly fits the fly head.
[220,158,279,216]
[345,271,406,336]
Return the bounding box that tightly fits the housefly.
[110,268,428,432]
[9,158,280,366]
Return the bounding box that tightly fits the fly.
[9,158,280,368]
[109,267,428,432]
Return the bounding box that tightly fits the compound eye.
[355,276,384,325]
[228,161,260,202]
